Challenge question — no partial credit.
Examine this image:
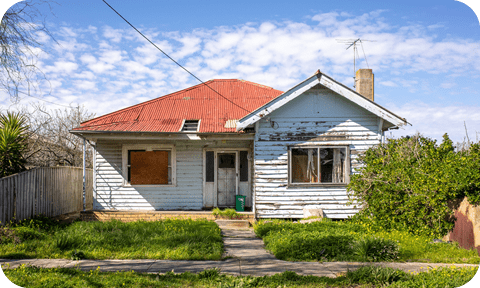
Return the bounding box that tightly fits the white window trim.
[287,145,350,187]
[122,144,176,187]
[179,119,201,132]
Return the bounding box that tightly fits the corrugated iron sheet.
[74,79,283,133]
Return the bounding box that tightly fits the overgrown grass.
[0,216,223,260]
[254,219,480,263]
[212,208,246,219]
[3,264,477,288]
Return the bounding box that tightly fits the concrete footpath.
[1,228,478,277]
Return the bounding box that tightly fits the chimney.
[355,69,374,101]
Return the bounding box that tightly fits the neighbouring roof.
[236,71,408,131]
[73,79,283,133]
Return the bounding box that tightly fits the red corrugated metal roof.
[73,79,283,133]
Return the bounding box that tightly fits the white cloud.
[387,102,480,143]
[103,26,123,43]
[43,60,78,74]
[380,81,398,87]
[440,82,456,89]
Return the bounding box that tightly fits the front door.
[217,153,236,207]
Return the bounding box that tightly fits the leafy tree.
[348,134,480,237]
[1,0,55,102]
[0,111,29,177]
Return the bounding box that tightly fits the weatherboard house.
[71,69,407,219]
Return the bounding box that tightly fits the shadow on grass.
[0,253,32,259]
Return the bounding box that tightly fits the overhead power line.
[101,0,251,113]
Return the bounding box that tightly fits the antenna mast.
[336,38,375,88]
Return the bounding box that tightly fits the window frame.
[287,145,350,187]
[122,144,176,187]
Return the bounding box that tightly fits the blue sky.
[1,0,480,144]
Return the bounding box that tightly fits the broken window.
[290,147,347,184]
[127,150,172,185]
[181,120,199,132]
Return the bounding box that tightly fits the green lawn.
[254,219,480,264]
[3,264,477,288]
[0,217,223,260]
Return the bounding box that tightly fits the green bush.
[0,112,29,177]
[263,229,354,261]
[346,265,409,285]
[54,233,83,251]
[212,208,244,219]
[348,134,480,237]
[13,226,44,241]
[352,236,399,262]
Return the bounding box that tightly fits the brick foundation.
[80,210,255,225]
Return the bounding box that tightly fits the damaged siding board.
[254,89,379,219]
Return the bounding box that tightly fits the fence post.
[83,138,86,211]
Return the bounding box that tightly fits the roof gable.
[74,79,283,133]
[236,72,407,130]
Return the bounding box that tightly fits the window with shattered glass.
[290,147,347,184]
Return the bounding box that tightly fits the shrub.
[353,237,399,262]
[0,112,29,177]
[54,233,83,251]
[212,208,244,219]
[346,265,410,285]
[13,226,44,241]
[348,134,480,237]
[264,230,354,261]
[70,250,86,260]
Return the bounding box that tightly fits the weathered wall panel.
[94,139,251,211]
[254,87,380,219]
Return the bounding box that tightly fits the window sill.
[123,184,177,188]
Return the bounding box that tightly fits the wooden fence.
[0,167,93,225]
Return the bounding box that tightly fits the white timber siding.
[254,85,382,219]
[94,139,251,210]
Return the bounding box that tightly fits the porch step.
[215,220,250,229]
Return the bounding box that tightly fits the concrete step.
[215,220,250,229]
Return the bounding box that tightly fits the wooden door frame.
[203,148,251,208]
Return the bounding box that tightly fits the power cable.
[101,0,251,113]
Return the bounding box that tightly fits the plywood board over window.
[130,151,169,185]
[122,144,176,187]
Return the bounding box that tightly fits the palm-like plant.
[0,112,29,177]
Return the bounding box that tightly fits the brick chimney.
[355,69,374,101]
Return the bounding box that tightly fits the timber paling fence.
[0,167,93,225]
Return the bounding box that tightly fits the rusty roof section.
[73,79,283,133]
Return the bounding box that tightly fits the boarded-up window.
[240,151,248,182]
[129,150,171,185]
[290,147,346,184]
[205,151,214,182]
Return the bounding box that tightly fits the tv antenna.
[336,38,376,88]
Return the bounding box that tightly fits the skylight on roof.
[181,120,199,132]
